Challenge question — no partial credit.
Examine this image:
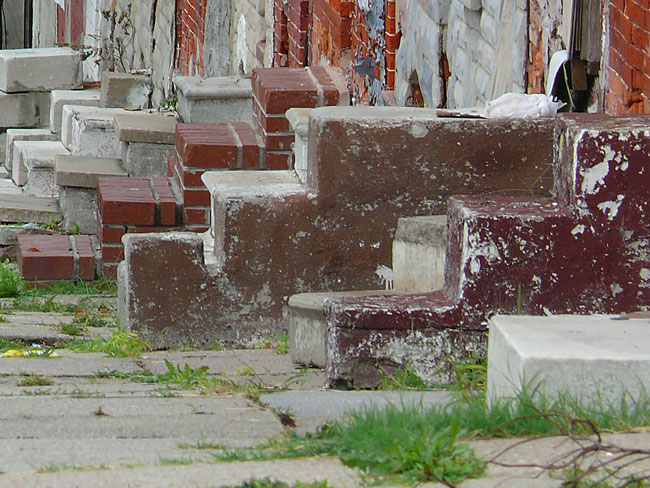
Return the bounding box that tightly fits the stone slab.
[288,290,401,368]
[55,154,127,188]
[70,108,130,158]
[286,108,312,183]
[0,193,62,224]
[114,112,178,144]
[174,75,253,123]
[487,314,650,403]
[58,186,98,235]
[49,88,100,134]
[5,128,57,174]
[0,90,42,130]
[393,215,447,292]
[0,47,82,92]
[60,105,130,151]
[0,312,112,343]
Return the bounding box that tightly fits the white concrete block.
[49,89,100,135]
[5,129,57,174]
[174,75,253,123]
[392,216,447,292]
[0,48,82,93]
[13,140,69,197]
[61,105,130,155]
[0,91,42,129]
[286,108,311,184]
[488,315,650,405]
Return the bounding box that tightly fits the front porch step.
[49,89,100,135]
[5,129,58,176]
[11,140,70,197]
[0,192,62,224]
[174,75,253,124]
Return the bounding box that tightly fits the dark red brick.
[176,123,238,168]
[184,207,209,226]
[98,177,156,226]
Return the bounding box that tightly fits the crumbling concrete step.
[392,215,447,292]
[115,113,178,177]
[174,75,253,123]
[12,140,70,197]
[487,314,650,404]
[0,193,62,224]
[18,234,97,282]
[5,128,58,174]
[49,89,100,135]
[60,105,130,155]
[0,47,82,92]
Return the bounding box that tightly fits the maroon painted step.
[18,234,96,282]
[324,113,650,387]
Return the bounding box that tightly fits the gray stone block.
[12,140,69,192]
[58,186,98,235]
[488,315,650,405]
[0,91,42,130]
[49,89,100,135]
[0,193,61,224]
[122,142,175,177]
[392,215,447,292]
[0,47,82,93]
[61,105,130,152]
[175,75,253,123]
[100,71,152,109]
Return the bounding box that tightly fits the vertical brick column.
[606,0,649,114]
[169,122,265,232]
[176,0,207,76]
[384,0,398,90]
[286,0,311,67]
[310,0,354,67]
[274,0,290,67]
[97,177,180,276]
[252,66,350,169]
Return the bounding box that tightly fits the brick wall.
[606,0,650,114]
[176,0,207,76]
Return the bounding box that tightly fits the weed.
[60,322,86,337]
[16,373,54,387]
[66,330,150,358]
[0,339,25,354]
[255,332,290,354]
[158,456,199,466]
[376,363,430,390]
[236,366,256,376]
[94,406,108,416]
[71,308,115,328]
[159,92,178,111]
[157,361,209,387]
[0,260,23,298]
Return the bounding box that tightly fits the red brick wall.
[176,0,207,76]
[607,0,649,114]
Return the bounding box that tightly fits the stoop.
[49,89,100,135]
[0,48,82,92]
[488,314,650,404]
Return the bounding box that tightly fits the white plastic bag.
[485,93,563,119]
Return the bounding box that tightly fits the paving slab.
[114,112,178,144]
[55,154,127,188]
[0,312,113,343]
[49,89,100,134]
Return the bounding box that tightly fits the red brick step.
[18,234,96,282]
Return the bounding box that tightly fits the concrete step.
[0,192,62,224]
[49,88,100,135]
[174,75,253,124]
[0,47,82,92]
[288,290,402,369]
[392,215,447,292]
[5,128,58,174]
[0,90,50,130]
[56,154,128,235]
[114,112,178,177]
[60,105,131,156]
[12,140,70,197]
[101,71,152,110]
[487,314,650,405]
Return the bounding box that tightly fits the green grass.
[0,259,23,298]
[0,339,25,354]
[205,387,650,486]
[65,330,150,358]
[16,373,54,387]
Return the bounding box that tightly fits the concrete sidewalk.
[0,312,648,487]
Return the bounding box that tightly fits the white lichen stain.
[408,122,428,138]
[571,224,586,235]
[640,268,650,288]
[596,194,624,221]
[371,242,380,249]
[610,283,623,297]
[532,275,542,291]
